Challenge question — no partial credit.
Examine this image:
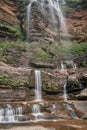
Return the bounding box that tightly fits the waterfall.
[35,70,42,101]
[64,104,79,119]
[61,62,65,70]
[26,0,37,42]
[32,70,42,119]
[60,63,68,101]
[0,104,23,123]
[16,106,23,116]
[26,0,68,42]
[63,81,67,101]
[53,0,68,34]
[5,105,15,122]
[32,104,40,114]
[0,108,4,122]
[32,104,43,119]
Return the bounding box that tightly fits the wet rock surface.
[0,88,27,101]
[0,119,87,130]
[76,88,87,100]
[0,0,21,41]
[0,0,87,43]
[0,126,54,130]
[0,60,86,101]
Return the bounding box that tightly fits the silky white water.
[27,0,37,41]
[63,81,67,101]
[61,63,68,101]
[33,70,43,119]
[0,104,23,123]
[35,70,42,101]
[26,0,68,42]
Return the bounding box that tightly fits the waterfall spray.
[35,70,42,101]
[26,0,68,42]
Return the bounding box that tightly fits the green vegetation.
[70,41,87,56]
[0,40,30,60]
[38,41,87,61]
[0,74,28,88]
[0,75,10,85]
[43,81,59,92]
[66,0,82,3]
[0,24,24,39]
[0,40,87,66]
[35,48,51,61]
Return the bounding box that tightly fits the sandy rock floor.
[0,126,53,130]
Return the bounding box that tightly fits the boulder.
[76,88,87,100]
[30,61,54,68]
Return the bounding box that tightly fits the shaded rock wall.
[0,88,27,101]
[0,0,23,41]
[66,2,87,42]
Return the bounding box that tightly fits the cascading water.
[26,0,37,42]
[61,62,65,71]
[0,104,23,123]
[54,0,68,34]
[16,106,23,116]
[35,70,42,101]
[5,104,15,122]
[32,104,43,119]
[32,70,43,119]
[64,104,79,119]
[26,0,68,42]
[63,81,67,101]
[0,107,4,122]
[61,63,68,101]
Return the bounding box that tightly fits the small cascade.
[32,104,43,119]
[51,104,56,114]
[60,63,68,101]
[0,104,23,123]
[35,70,42,101]
[64,104,79,119]
[5,104,15,122]
[63,81,67,101]
[33,70,43,119]
[54,0,68,34]
[16,106,23,116]
[73,63,77,71]
[26,0,37,41]
[0,107,4,122]
[79,83,83,90]
[26,0,68,42]
[61,62,65,71]
[32,104,40,114]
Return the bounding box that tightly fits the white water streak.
[26,0,68,42]
[35,70,42,101]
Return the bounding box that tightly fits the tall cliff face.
[26,1,60,44]
[0,0,87,43]
[66,1,87,42]
[0,0,23,41]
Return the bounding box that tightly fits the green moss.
[4,24,24,39]
[0,74,28,88]
[66,0,82,3]
[70,41,87,56]
[0,40,30,60]
[36,48,50,61]
[0,40,87,66]
[43,81,59,92]
[0,74,10,85]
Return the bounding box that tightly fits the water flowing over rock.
[0,0,22,41]
[26,0,68,43]
[0,0,87,42]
